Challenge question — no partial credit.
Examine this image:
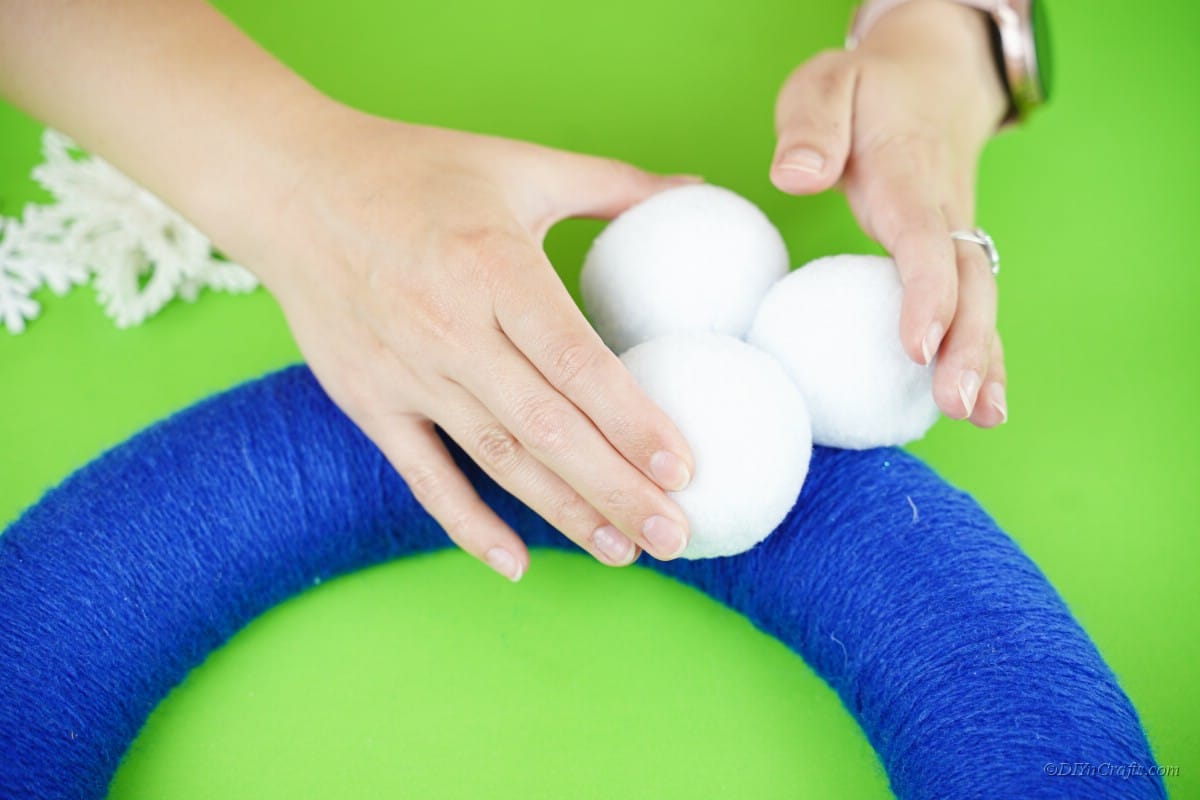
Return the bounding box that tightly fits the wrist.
[857,0,1008,136]
[224,106,436,294]
[176,91,366,281]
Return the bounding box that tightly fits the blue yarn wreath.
[0,366,1166,799]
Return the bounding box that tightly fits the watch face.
[1032,0,1052,103]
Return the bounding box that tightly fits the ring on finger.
[950,227,1000,276]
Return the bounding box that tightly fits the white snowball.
[582,184,789,354]
[620,332,812,559]
[747,255,940,449]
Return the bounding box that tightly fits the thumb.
[771,50,858,195]
[516,148,701,237]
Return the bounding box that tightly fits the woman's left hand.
[770,0,1010,427]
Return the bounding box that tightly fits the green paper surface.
[1,1,1196,797]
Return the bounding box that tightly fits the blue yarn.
[0,366,1165,799]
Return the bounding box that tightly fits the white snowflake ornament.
[0,217,42,334]
[0,129,259,333]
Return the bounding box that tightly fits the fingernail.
[485,547,523,582]
[642,515,687,560]
[988,382,1008,423]
[666,174,705,186]
[776,147,825,174]
[593,524,635,565]
[921,322,945,365]
[650,450,691,492]
[958,370,982,418]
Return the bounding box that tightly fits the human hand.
[0,0,696,581]
[249,113,697,581]
[770,0,1010,426]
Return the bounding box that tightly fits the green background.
[1,0,1196,797]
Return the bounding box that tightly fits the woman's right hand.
[250,111,697,581]
[0,0,695,581]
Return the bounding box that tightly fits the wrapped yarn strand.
[0,366,1165,799]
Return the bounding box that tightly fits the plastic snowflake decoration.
[1,218,40,334]
[0,129,258,334]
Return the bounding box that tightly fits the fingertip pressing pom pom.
[620,332,812,559]
[748,255,940,449]
[581,184,788,354]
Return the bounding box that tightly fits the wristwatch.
[846,0,1051,125]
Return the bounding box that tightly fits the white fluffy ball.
[620,332,812,559]
[747,254,940,449]
[582,184,789,354]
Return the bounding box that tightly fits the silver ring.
[950,228,1000,276]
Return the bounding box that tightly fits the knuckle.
[548,492,593,534]
[603,411,642,452]
[437,507,474,545]
[812,54,852,96]
[549,337,602,390]
[778,53,854,137]
[451,226,521,284]
[402,464,477,543]
[451,225,503,259]
[473,424,522,472]
[408,289,462,342]
[402,462,447,508]
[605,158,651,189]
[513,397,571,453]
[601,486,641,520]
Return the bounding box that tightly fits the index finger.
[848,137,958,366]
[493,250,695,493]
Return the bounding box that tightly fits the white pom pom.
[620,332,812,559]
[582,184,789,354]
[747,254,940,449]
